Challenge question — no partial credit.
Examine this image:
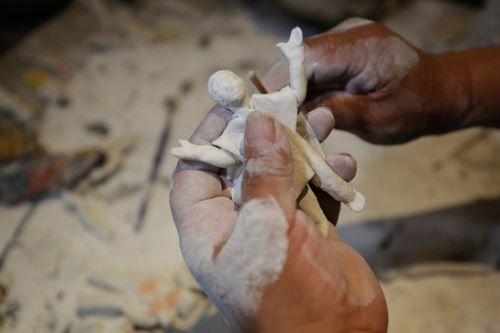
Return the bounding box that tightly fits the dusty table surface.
[0,0,499,332]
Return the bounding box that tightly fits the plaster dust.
[181,197,288,331]
[332,17,374,32]
[1,2,283,331]
[0,0,500,332]
[381,263,500,333]
[172,27,365,234]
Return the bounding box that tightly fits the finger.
[263,20,387,94]
[310,153,357,224]
[302,92,369,132]
[242,111,295,221]
[261,56,289,92]
[304,106,335,142]
[261,43,332,93]
[261,34,355,93]
[326,153,357,182]
[175,104,233,174]
[171,105,233,229]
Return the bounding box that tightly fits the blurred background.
[0,0,499,332]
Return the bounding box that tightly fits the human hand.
[170,108,387,332]
[263,18,472,144]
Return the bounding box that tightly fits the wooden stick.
[248,70,268,94]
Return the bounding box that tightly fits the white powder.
[244,143,289,177]
[333,18,374,32]
[302,248,337,288]
[345,36,420,94]
[180,197,289,331]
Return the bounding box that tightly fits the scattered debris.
[152,25,179,42]
[179,80,193,95]
[450,130,491,160]
[198,33,211,49]
[77,269,209,331]
[55,290,65,302]
[0,298,19,328]
[43,301,58,332]
[56,96,71,108]
[163,96,178,112]
[73,317,134,333]
[78,137,135,189]
[100,182,142,203]
[0,107,44,163]
[0,284,6,305]
[0,106,132,204]
[61,192,113,241]
[0,151,104,204]
[22,69,51,90]
[85,121,110,137]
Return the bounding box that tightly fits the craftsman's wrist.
[430,52,476,132]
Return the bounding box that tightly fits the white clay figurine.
[172,27,365,236]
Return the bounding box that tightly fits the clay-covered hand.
[263,18,473,144]
[170,110,387,332]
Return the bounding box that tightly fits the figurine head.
[208,70,249,110]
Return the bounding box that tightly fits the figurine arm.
[281,125,365,212]
[276,27,307,105]
[171,140,237,168]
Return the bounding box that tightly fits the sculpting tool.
[134,98,176,232]
[0,203,38,272]
[248,70,268,94]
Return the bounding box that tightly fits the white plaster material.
[276,27,307,105]
[251,88,298,130]
[332,17,374,32]
[208,70,250,110]
[297,112,326,158]
[212,108,251,157]
[181,197,288,331]
[172,139,237,168]
[172,27,365,235]
[278,123,365,211]
[5,2,500,332]
[77,270,206,330]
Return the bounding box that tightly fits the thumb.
[302,92,369,132]
[243,111,295,222]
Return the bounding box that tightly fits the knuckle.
[245,146,292,179]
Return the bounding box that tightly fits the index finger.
[170,105,233,227]
[262,19,381,93]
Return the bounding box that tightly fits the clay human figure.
[172,27,364,235]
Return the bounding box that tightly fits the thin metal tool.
[0,203,38,272]
[134,98,176,232]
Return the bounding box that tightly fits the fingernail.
[306,106,335,127]
[305,106,335,141]
[245,111,276,148]
[326,153,356,181]
[327,153,354,168]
